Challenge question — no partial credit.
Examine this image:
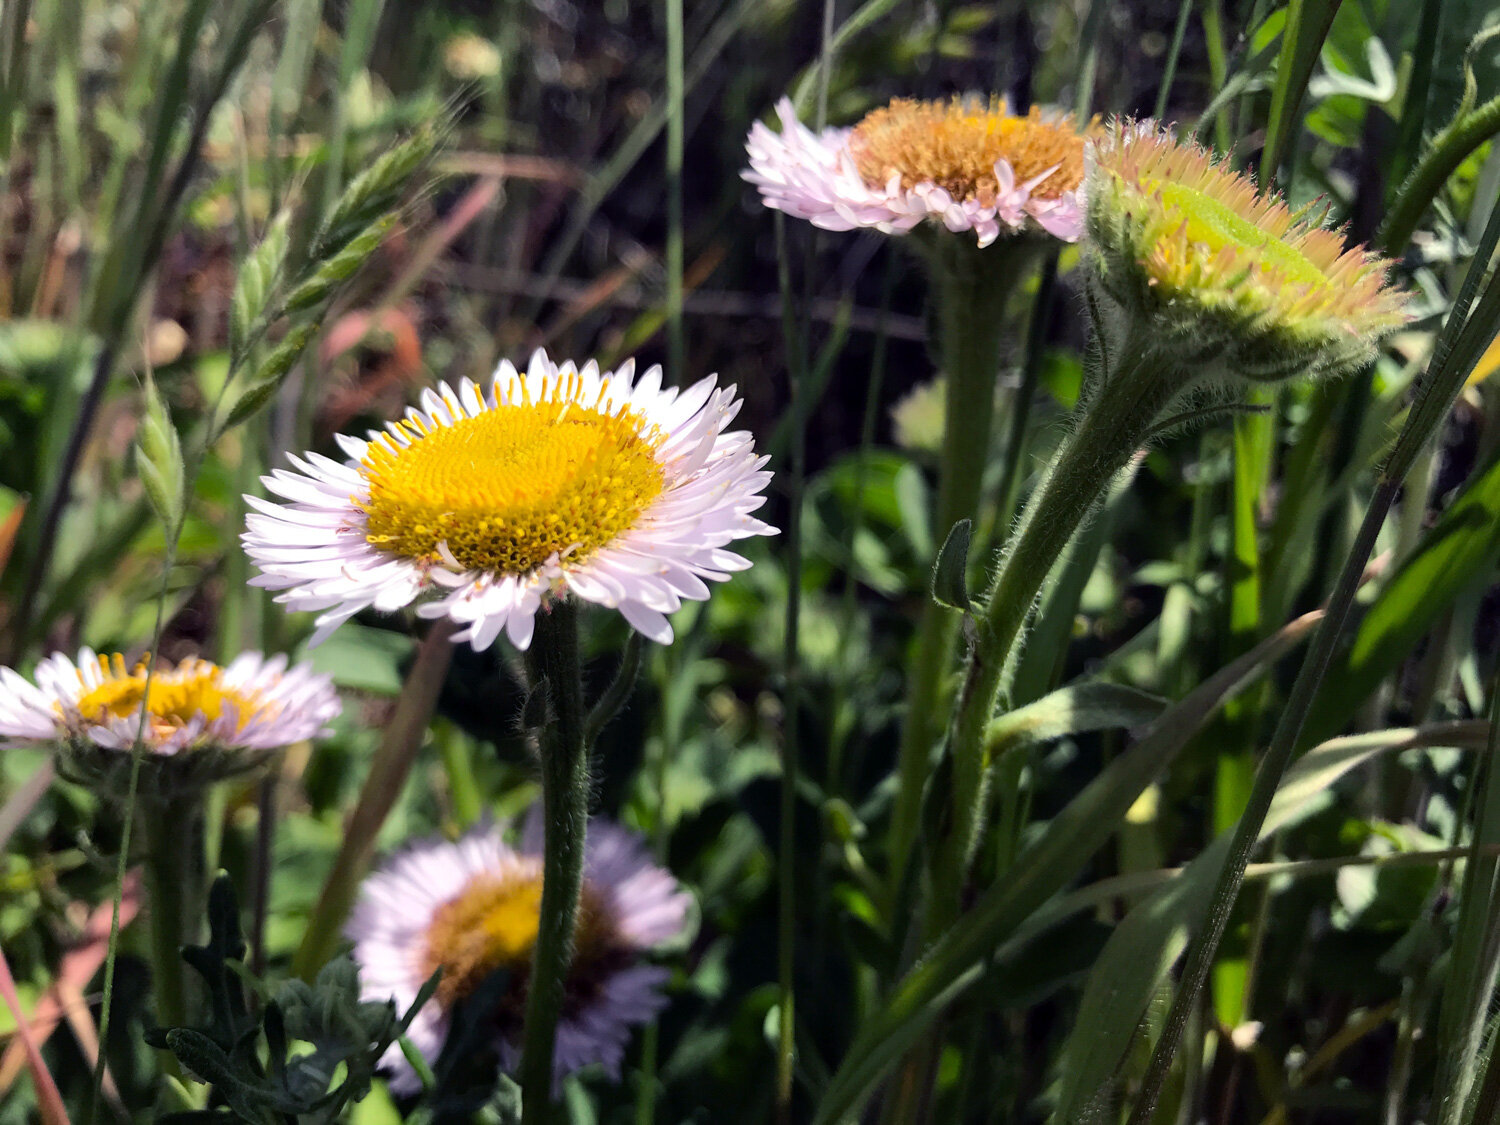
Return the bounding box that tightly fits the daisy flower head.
[744,96,1087,246]
[348,815,691,1092]
[243,350,775,651]
[1084,120,1408,382]
[0,649,340,798]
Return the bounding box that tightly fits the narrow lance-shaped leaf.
[1051,721,1490,1122]
[931,518,972,612]
[810,610,1323,1124]
[984,682,1167,763]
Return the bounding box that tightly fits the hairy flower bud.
[1083,121,1408,383]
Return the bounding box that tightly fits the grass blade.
[811,612,1322,1124]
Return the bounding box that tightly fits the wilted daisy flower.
[744,96,1087,246]
[244,350,774,651]
[0,649,339,794]
[348,815,690,1092]
[1085,121,1408,381]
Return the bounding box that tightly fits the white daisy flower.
[243,350,776,651]
[348,815,691,1093]
[743,96,1088,247]
[0,649,340,792]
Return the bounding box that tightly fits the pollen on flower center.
[849,98,1085,203]
[72,654,257,730]
[420,866,624,1010]
[359,395,667,575]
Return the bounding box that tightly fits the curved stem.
[519,599,589,1125]
[1379,92,1500,255]
[887,239,1032,897]
[935,340,1190,912]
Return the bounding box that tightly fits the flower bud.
[1083,121,1408,383]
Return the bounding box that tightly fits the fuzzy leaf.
[930,518,973,612]
[984,682,1168,762]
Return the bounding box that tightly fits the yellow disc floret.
[73,654,258,734]
[421,865,623,1010]
[849,98,1085,203]
[359,384,667,575]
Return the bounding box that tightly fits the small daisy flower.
[348,815,691,1092]
[744,95,1087,246]
[1084,120,1408,381]
[243,350,775,651]
[0,649,340,795]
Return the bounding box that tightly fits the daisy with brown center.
[348,815,690,1093]
[0,648,340,788]
[1085,120,1408,381]
[744,96,1087,245]
[243,349,774,651]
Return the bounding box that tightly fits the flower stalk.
[141,792,205,1035]
[932,327,1197,912]
[519,597,590,1124]
[888,236,1037,893]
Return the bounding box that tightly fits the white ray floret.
[347,815,691,1092]
[0,648,340,756]
[743,97,1084,247]
[243,349,775,651]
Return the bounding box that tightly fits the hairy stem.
[519,598,590,1124]
[936,336,1191,913]
[887,238,1033,896]
[142,793,205,1035]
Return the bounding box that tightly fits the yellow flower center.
[72,654,257,734]
[849,98,1085,203]
[421,866,623,1010]
[359,389,667,575]
[1149,180,1328,292]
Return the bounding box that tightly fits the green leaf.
[930,518,973,612]
[1260,0,1343,183]
[1051,721,1489,1122]
[1303,449,1500,749]
[984,682,1167,762]
[810,611,1322,1125]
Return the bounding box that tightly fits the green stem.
[1379,92,1500,255]
[664,0,684,380]
[886,238,1031,897]
[142,794,205,1035]
[519,599,590,1125]
[936,335,1192,912]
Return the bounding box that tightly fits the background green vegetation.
[4,0,1500,1121]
